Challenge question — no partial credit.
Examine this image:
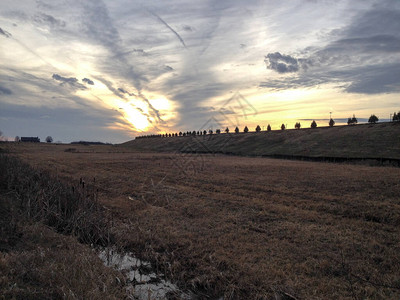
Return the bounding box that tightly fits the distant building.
[20,137,40,143]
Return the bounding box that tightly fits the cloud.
[118,87,136,97]
[164,65,174,71]
[0,27,12,38]
[132,49,149,56]
[82,78,94,85]
[33,13,66,28]
[264,52,301,73]
[262,2,400,94]
[0,84,12,95]
[182,25,193,32]
[52,74,87,90]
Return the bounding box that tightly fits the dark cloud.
[164,65,174,71]
[82,78,94,85]
[52,74,86,89]
[118,87,136,97]
[262,3,400,94]
[0,84,12,95]
[81,0,146,91]
[342,5,400,38]
[0,27,12,38]
[33,13,66,28]
[182,25,193,32]
[344,64,400,94]
[264,52,301,73]
[0,101,130,144]
[132,49,149,56]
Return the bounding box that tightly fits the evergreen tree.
[295,122,301,129]
[244,126,249,133]
[225,127,229,133]
[351,114,358,125]
[235,127,239,133]
[281,124,285,130]
[267,124,271,131]
[311,120,317,128]
[255,125,261,132]
[216,129,221,134]
[329,118,335,127]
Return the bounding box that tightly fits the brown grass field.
[2,142,400,299]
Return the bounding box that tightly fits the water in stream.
[99,248,191,299]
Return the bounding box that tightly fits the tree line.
[136,110,400,139]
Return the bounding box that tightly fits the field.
[2,142,400,299]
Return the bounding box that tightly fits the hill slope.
[122,122,400,160]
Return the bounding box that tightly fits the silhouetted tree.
[281,124,285,130]
[183,132,186,136]
[368,114,379,124]
[392,112,400,121]
[267,124,271,131]
[216,129,221,134]
[15,136,20,142]
[225,127,229,133]
[244,126,249,133]
[46,136,53,143]
[295,122,301,129]
[255,125,261,132]
[192,131,196,135]
[208,129,213,134]
[235,127,239,133]
[203,130,207,135]
[348,114,358,125]
[329,118,335,127]
[311,120,317,128]
[179,132,182,136]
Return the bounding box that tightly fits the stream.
[99,247,192,299]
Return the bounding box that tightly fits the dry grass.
[3,142,400,299]
[123,121,400,160]
[0,193,126,300]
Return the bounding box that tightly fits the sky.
[0,0,399,143]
